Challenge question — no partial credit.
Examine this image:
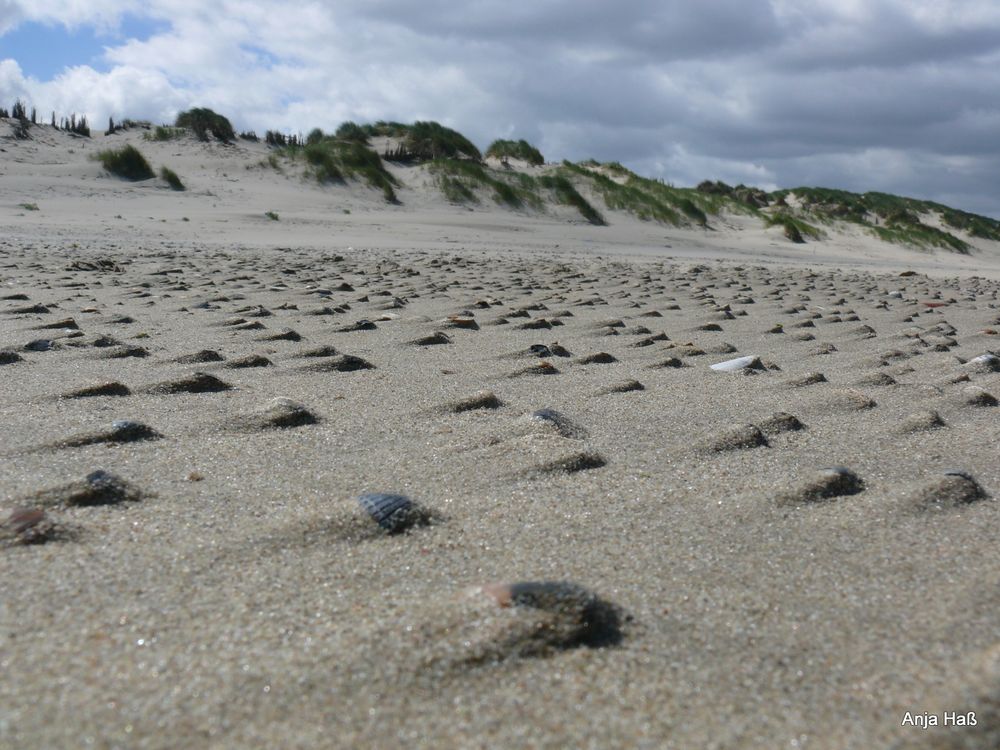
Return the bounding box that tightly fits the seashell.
[357,493,430,534]
[259,328,302,342]
[34,317,78,330]
[758,412,804,435]
[597,379,644,395]
[0,350,24,365]
[710,355,763,373]
[109,420,161,442]
[24,339,54,351]
[775,466,865,505]
[964,353,1000,373]
[2,507,57,544]
[528,344,551,357]
[446,315,479,330]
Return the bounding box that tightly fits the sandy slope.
[1,123,999,749]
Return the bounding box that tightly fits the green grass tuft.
[19,202,39,211]
[265,211,279,221]
[175,107,235,143]
[486,139,545,166]
[145,126,185,142]
[538,174,604,224]
[764,211,823,242]
[94,145,155,181]
[159,166,185,191]
[429,159,542,208]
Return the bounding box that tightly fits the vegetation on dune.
[265,211,279,221]
[486,139,545,166]
[283,135,399,202]
[382,121,482,163]
[429,159,531,208]
[334,121,370,144]
[769,186,994,252]
[561,161,684,225]
[94,145,155,181]
[764,211,823,243]
[537,174,605,225]
[175,107,236,143]
[146,126,186,142]
[159,166,185,191]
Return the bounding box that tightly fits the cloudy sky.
[2,0,1000,215]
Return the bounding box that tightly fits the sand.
[1,123,999,749]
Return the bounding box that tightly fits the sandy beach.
[2,125,999,749]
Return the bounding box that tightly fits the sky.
[2,0,1000,216]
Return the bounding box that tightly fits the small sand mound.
[445,390,503,413]
[575,352,618,365]
[784,372,827,387]
[649,357,686,369]
[699,423,768,453]
[775,467,865,505]
[62,381,131,398]
[823,389,877,411]
[259,328,302,342]
[758,412,805,435]
[597,379,645,395]
[525,451,607,475]
[529,408,589,439]
[899,410,946,433]
[409,331,451,346]
[507,361,559,378]
[0,350,23,365]
[902,471,989,511]
[293,345,338,358]
[0,508,62,546]
[99,345,149,359]
[142,372,232,394]
[224,354,273,369]
[31,470,146,507]
[175,349,225,364]
[232,398,319,431]
[854,372,897,387]
[301,354,375,372]
[960,386,998,407]
[49,420,162,450]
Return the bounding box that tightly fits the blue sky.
[2,1,1000,217]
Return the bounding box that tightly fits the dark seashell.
[357,493,430,534]
[517,318,552,330]
[3,507,57,544]
[232,321,266,331]
[175,349,225,364]
[528,344,552,357]
[90,335,121,348]
[24,339,54,351]
[508,361,559,378]
[649,356,685,369]
[0,350,23,365]
[446,315,479,330]
[238,398,319,430]
[548,343,571,357]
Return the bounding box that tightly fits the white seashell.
[710,355,762,372]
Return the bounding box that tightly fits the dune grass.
[486,139,545,166]
[94,145,155,181]
[175,108,235,143]
[381,121,482,163]
[146,126,185,142]
[538,174,605,225]
[288,138,399,202]
[265,211,279,221]
[764,211,823,243]
[429,159,537,208]
[159,166,185,191]
[19,202,39,211]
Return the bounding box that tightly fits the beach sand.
[1,126,999,749]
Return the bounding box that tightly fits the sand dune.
[2,123,999,749]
